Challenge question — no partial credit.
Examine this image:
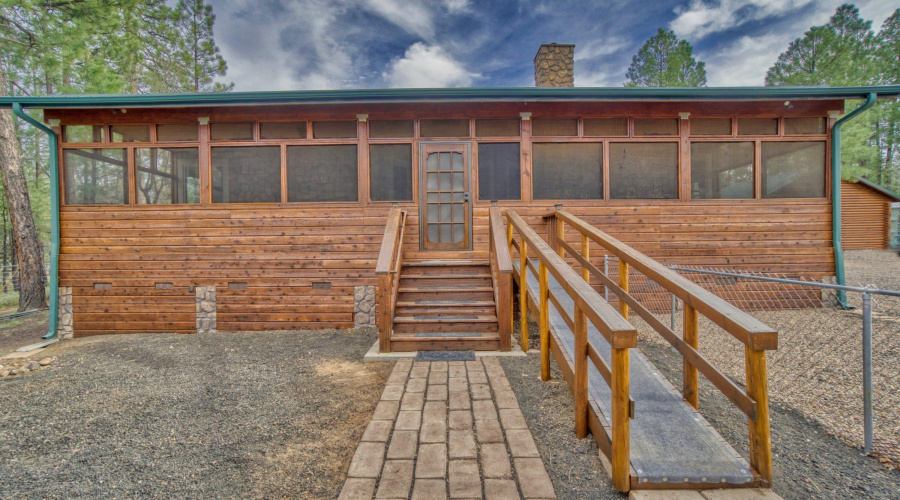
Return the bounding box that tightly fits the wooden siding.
[841,180,892,250]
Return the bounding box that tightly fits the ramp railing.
[547,209,778,487]
[506,210,637,492]
[375,207,407,353]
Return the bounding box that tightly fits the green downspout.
[832,92,877,307]
[12,103,59,339]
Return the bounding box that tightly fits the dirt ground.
[0,311,48,356]
[0,328,390,499]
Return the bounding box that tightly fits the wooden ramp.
[516,259,756,488]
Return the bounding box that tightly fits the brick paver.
[339,358,557,500]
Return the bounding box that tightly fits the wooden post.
[507,222,514,335]
[377,274,392,353]
[519,238,529,352]
[683,304,699,409]
[581,234,590,283]
[611,346,631,493]
[538,260,550,381]
[618,260,629,320]
[499,272,512,352]
[556,216,565,258]
[746,347,774,487]
[574,304,588,439]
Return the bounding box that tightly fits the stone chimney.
[534,43,575,87]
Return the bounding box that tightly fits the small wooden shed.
[841,178,900,250]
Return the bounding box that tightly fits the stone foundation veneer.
[354,285,376,329]
[57,286,74,339]
[195,286,217,333]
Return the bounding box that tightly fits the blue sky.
[208,0,897,91]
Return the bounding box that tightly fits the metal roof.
[1,85,899,109]
[851,177,900,202]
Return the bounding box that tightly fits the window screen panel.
[288,145,358,202]
[211,146,281,203]
[260,121,307,139]
[420,119,469,137]
[64,125,105,143]
[784,117,825,135]
[475,119,520,137]
[157,124,198,142]
[532,143,602,200]
[370,144,412,201]
[634,118,678,136]
[478,143,520,200]
[609,143,678,199]
[369,120,414,138]
[312,121,357,139]
[761,141,825,198]
[738,118,777,135]
[211,122,254,141]
[63,148,128,204]
[110,125,150,142]
[690,118,732,136]
[532,118,577,136]
[583,118,627,136]
[690,142,753,199]
[135,148,200,204]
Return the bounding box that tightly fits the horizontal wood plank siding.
[841,180,891,250]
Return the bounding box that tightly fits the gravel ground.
[0,328,391,499]
[845,250,900,290]
[0,311,48,356]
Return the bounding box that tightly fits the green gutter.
[12,103,59,339]
[832,92,877,307]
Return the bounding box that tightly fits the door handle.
[463,193,470,203]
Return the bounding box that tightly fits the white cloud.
[383,43,478,87]
[575,39,629,62]
[577,70,620,88]
[364,0,436,39]
[702,34,788,86]
[671,0,815,39]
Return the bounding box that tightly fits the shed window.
[288,145,358,202]
[475,119,519,137]
[584,118,627,137]
[260,121,307,139]
[533,143,602,200]
[609,143,678,199]
[690,142,753,199]
[478,143,520,200]
[313,121,357,139]
[370,144,412,201]
[532,118,577,137]
[761,142,825,198]
[211,122,254,141]
[157,124,198,142]
[634,118,678,136]
[64,125,105,143]
[420,119,469,137]
[738,118,777,136]
[784,117,825,135]
[111,125,150,143]
[369,120,414,138]
[690,118,732,136]
[136,148,200,204]
[63,149,128,204]
[211,146,281,203]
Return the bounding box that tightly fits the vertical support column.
[862,292,874,454]
[611,345,631,493]
[498,271,512,352]
[618,260,629,320]
[746,347,773,487]
[357,114,369,205]
[683,304,699,409]
[538,260,550,381]
[519,238,529,352]
[556,213,565,258]
[377,274,392,353]
[198,117,211,205]
[57,286,73,339]
[574,305,588,439]
[580,234,590,283]
[195,286,217,333]
[507,222,515,335]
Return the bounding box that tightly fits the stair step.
[394,315,498,323]
[400,272,491,279]
[396,300,495,307]
[405,260,488,267]
[398,286,493,293]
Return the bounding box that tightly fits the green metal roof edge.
[850,177,900,202]
[1,85,900,109]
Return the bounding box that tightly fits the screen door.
[420,143,470,250]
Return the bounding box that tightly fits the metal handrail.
[668,266,900,297]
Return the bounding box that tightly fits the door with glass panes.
[420,143,471,250]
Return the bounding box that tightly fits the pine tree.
[625,28,707,87]
[170,0,233,92]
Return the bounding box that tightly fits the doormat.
[416,350,476,361]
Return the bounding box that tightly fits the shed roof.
[849,177,900,202]
[1,85,899,110]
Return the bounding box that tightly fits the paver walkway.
[339,357,557,500]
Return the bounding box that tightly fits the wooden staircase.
[389,260,502,351]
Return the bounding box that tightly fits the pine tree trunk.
[0,62,47,311]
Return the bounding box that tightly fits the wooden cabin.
[841,178,900,250]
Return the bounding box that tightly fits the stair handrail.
[506,210,635,492]
[489,207,513,351]
[551,209,776,487]
[375,207,407,353]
